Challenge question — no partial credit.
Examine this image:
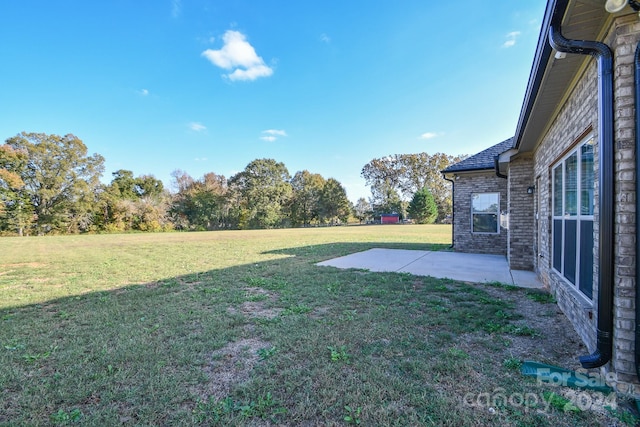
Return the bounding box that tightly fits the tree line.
[0,132,462,236]
[361,152,466,223]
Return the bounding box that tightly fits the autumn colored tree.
[360,155,405,214]
[170,170,231,230]
[397,152,466,221]
[0,144,32,235]
[0,132,357,234]
[361,152,466,222]
[2,132,105,234]
[94,169,170,232]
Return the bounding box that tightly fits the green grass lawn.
[0,225,631,426]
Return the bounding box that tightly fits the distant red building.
[380,214,399,224]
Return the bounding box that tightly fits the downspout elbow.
[580,334,613,369]
[494,156,508,179]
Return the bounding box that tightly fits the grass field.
[0,225,633,425]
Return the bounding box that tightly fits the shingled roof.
[442,137,514,173]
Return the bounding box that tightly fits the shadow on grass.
[0,240,610,427]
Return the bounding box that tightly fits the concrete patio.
[317,248,542,289]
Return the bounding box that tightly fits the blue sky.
[0,1,546,202]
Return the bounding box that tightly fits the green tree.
[354,197,371,223]
[407,187,438,224]
[397,152,465,222]
[95,170,169,232]
[318,178,351,224]
[170,170,230,230]
[3,132,105,234]
[361,156,405,213]
[290,170,325,227]
[229,159,292,229]
[370,181,405,220]
[135,174,164,198]
[361,152,466,222]
[109,169,164,200]
[109,169,138,200]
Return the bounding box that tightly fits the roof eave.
[513,0,559,152]
[513,0,620,154]
[442,167,495,176]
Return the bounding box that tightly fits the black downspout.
[634,42,640,380]
[549,2,615,369]
[443,175,455,249]
[494,156,508,179]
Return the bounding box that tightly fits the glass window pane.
[564,219,577,285]
[551,137,595,300]
[473,213,498,233]
[553,219,562,271]
[564,153,578,216]
[553,166,563,216]
[472,193,499,213]
[579,220,594,299]
[581,142,594,216]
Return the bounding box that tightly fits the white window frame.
[471,192,500,234]
[551,133,595,300]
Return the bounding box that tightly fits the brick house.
[443,0,640,393]
[442,138,512,256]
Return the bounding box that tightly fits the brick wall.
[532,50,600,366]
[530,15,640,391]
[452,171,507,255]
[609,16,640,389]
[507,154,535,270]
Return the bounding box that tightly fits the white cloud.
[189,122,207,132]
[262,129,287,137]
[201,30,273,81]
[420,132,439,140]
[320,33,331,43]
[194,157,208,162]
[137,89,149,96]
[260,129,287,142]
[227,65,273,81]
[502,31,521,48]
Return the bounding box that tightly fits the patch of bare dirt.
[479,284,586,369]
[309,306,330,319]
[441,284,630,424]
[244,287,275,297]
[194,338,270,400]
[240,301,283,319]
[228,287,282,319]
